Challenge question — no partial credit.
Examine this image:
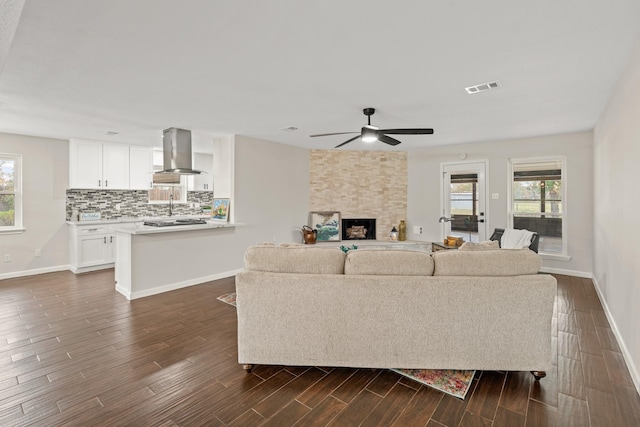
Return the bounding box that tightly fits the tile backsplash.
[66,189,214,220]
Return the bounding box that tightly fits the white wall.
[408,131,593,276]
[593,37,640,391]
[0,132,69,278]
[232,135,310,253]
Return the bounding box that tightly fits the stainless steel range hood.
[158,127,203,175]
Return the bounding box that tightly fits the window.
[450,174,479,232]
[0,154,22,232]
[149,150,186,204]
[509,157,567,257]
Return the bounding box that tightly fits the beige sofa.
[235,245,557,379]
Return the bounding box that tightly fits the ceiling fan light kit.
[310,107,434,148]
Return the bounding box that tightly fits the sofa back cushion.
[244,245,345,274]
[345,249,434,276]
[433,249,540,276]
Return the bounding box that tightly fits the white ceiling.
[1,0,639,151]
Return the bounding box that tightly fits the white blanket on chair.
[501,228,534,249]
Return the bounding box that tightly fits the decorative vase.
[302,225,317,244]
[398,220,407,241]
[390,226,398,241]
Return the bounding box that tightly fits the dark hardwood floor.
[1,270,639,426]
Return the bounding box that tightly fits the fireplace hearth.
[342,218,376,240]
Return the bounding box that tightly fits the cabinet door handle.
[88,228,98,231]
[103,237,106,244]
[105,180,108,187]
[98,180,101,187]
[110,236,113,243]
[150,182,153,188]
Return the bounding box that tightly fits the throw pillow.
[458,240,500,251]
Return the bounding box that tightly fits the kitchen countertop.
[66,215,209,226]
[113,220,241,235]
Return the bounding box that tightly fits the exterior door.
[441,161,488,243]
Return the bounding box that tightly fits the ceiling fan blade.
[310,131,359,137]
[379,128,434,135]
[334,135,362,148]
[378,134,402,146]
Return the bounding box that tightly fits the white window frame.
[508,156,569,261]
[0,153,24,234]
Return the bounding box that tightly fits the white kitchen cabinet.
[102,144,130,189]
[68,221,139,273]
[129,146,153,190]
[188,153,213,191]
[69,140,103,189]
[69,139,132,189]
[69,224,115,272]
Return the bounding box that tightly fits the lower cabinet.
[69,224,119,273]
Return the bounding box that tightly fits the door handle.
[478,219,485,223]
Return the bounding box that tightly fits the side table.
[431,242,460,252]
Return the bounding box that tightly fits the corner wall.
[407,131,593,276]
[594,37,640,392]
[309,150,407,240]
[0,132,69,278]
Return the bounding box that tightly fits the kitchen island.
[114,220,242,300]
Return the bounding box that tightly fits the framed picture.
[212,198,230,221]
[309,211,341,241]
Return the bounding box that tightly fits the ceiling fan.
[310,108,434,148]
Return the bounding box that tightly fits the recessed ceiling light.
[280,126,298,132]
[465,80,501,94]
[105,131,119,135]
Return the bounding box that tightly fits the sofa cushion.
[344,249,434,276]
[244,245,345,274]
[433,249,540,276]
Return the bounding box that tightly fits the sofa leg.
[243,364,255,373]
[531,371,546,381]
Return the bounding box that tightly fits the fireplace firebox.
[342,218,377,240]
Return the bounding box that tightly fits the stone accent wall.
[309,150,407,240]
[66,189,213,220]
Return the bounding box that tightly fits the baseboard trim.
[69,263,114,274]
[0,265,71,281]
[120,268,243,301]
[592,276,640,395]
[539,266,592,278]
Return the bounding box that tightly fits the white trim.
[540,253,571,262]
[508,155,568,257]
[116,268,243,300]
[0,153,22,230]
[0,227,26,235]
[539,266,591,278]
[0,265,71,281]
[591,276,640,395]
[69,263,114,274]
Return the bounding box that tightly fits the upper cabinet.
[69,140,103,189]
[129,146,153,190]
[69,139,152,190]
[102,144,130,189]
[189,153,214,191]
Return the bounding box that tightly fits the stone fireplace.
[342,218,377,240]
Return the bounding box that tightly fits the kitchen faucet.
[169,194,173,216]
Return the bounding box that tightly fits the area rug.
[391,368,475,399]
[216,292,237,307]
[217,292,474,399]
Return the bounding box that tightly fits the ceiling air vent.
[280,126,298,132]
[465,80,501,94]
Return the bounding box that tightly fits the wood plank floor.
[1,271,639,426]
